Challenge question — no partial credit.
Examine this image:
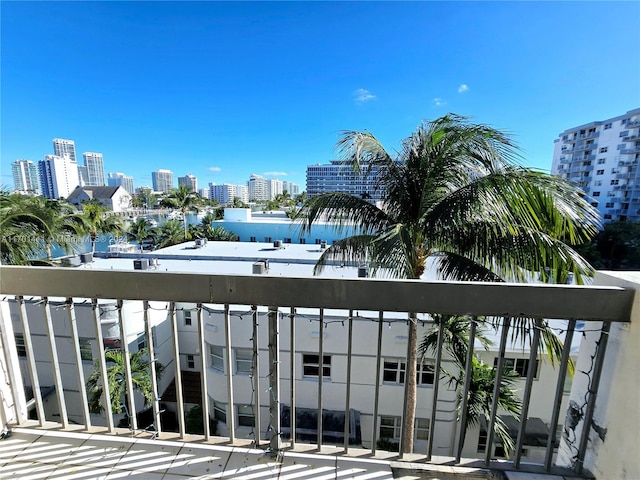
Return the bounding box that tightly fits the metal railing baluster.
[170,302,186,438]
[66,298,91,429]
[344,310,353,453]
[224,304,235,443]
[42,297,68,428]
[268,305,281,456]
[17,296,45,426]
[427,316,445,461]
[252,305,261,446]
[118,299,137,432]
[144,301,161,436]
[317,308,324,450]
[455,316,477,463]
[289,307,296,448]
[197,303,210,440]
[371,311,384,454]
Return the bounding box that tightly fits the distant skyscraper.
[283,181,300,196]
[152,169,173,193]
[306,160,383,202]
[551,107,640,223]
[267,178,283,200]
[12,160,40,194]
[77,165,88,186]
[178,173,198,192]
[39,154,80,199]
[52,138,77,163]
[83,152,106,186]
[248,174,269,201]
[108,172,134,194]
[209,183,249,205]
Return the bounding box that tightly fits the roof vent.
[134,258,149,270]
[320,240,327,249]
[274,239,282,248]
[358,266,369,278]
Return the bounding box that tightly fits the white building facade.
[152,169,174,193]
[178,173,198,192]
[209,184,249,205]
[248,174,268,201]
[108,172,134,194]
[38,154,80,199]
[52,138,77,163]
[283,181,300,196]
[551,107,640,222]
[83,152,106,186]
[12,159,40,194]
[306,161,384,202]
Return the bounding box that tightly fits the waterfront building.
[306,160,383,202]
[551,107,640,222]
[83,152,106,186]
[67,185,132,212]
[267,178,283,199]
[152,169,174,193]
[108,172,134,194]
[52,138,77,163]
[178,173,198,192]
[283,181,300,196]
[209,184,249,205]
[77,165,89,186]
[248,174,268,201]
[38,154,80,199]
[11,159,40,194]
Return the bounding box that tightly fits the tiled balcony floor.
[0,427,581,480]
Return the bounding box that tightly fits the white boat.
[107,238,138,254]
[167,211,184,221]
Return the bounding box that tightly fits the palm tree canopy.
[160,185,201,239]
[299,114,600,284]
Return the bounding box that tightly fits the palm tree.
[86,348,164,415]
[0,192,50,264]
[154,219,184,248]
[298,114,599,453]
[189,213,239,241]
[160,185,201,239]
[78,200,124,253]
[126,217,154,253]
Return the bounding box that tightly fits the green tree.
[126,217,155,253]
[189,213,238,241]
[154,219,184,248]
[86,348,164,414]
[79,200,124,253]
[160,185,201,239]
[298,114,599,453]
[577,220,640,270]
[0,192,50,264]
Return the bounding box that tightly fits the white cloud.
[433,97,445,107]
[263,171,287,177]
[208,167,222,172]
[354,88,376,103]
[458,84,469,93]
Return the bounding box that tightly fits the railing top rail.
[0,266,633,322]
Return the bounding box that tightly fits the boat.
[107,238,139,254]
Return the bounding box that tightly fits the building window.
[596,170,604,175]
[597,158,606,164]
[184,310,192,326]
[606,203,615,208]
[590,202,598,208]
[15,334,26,357]
[415,417,431,440]
[494,357,538,378]
[303,354,331,377]
[604,214,612,219]
[594,180,602,186]
[136,333,146,351]
[209,345,224,371]
[604,123,612,130]
[600,147,608,153]
[612,168,619,174]
[611,179,620,186]
[235,349,253,374]
[620,130,629,137]
[380,416,401,440]
[187,354,195,369]
[79,338,93,362]
[211,399,226,424]
[383,360,434,385]
[237,404,254,427]
[477,428,488,453]
[593,192,600,197]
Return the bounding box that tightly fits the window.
[415,417,430,440]
[620,130,629,137]
[15,334,26,357]
[597,158,606,164]
[594,180,602,186]
[235,349,252,374]
[477,428,488,453]
[604,214,612,220]
[237,405,254,427]
[136,333,146,351]
[380,416,401,440]
[211,399,226,423]
[590,202,598,208]
[383,360,434,385]
[606,203,615,208]
[187,354,195,369]
[583,161,591,166]
[184,310,192,326]
[79,338,93,362]
[494,357,538,378]
[600,147,608,153]
[612,168,619,174]
[593,192,600,197]
[209,345,224,371]
[596,170,604,175]
[303,354,331,377]
[611,179,620,186]
[604,123,612,130]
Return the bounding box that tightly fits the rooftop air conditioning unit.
[80,252,93,264]
[274,240,282,248]
[358,266,369,278]
[253,261,266,275]
[61,255,81,267]
[195,239,204,248]
[320,240,327,249]
[134,258,149,270]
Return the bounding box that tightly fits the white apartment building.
[307,161,384,202]
[38,154,80,199]
[152,169,174,193]
[267,178,283,199]
[107,172,134,194]
[12,159,40,194]
[551,108,640,222]
[83,152,106,186]
[52,138,77,163]
[283,181,300,196]
[248,174,268,201]
[209,183,248,205]
[178,173,198,192]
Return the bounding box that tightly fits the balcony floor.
[0,426,580,480]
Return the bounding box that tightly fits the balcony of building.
[0,266,638,480]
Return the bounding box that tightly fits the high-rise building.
[282,181,300,196]
[209,183,248,205]
[77,165,89,186]
[52,138,77,163]
[178,173,198,192]
[108,172,134,194]
[38,154,80,199]
[306,160,383,202]
[83,152,106,186]
[551,108,640,223]
[152,169,174,193]
[12,160,40,194]
[248,174,269,201]
[267,178,283,200]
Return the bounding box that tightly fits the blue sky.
[2,1,639,190]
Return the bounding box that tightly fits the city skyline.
[2,2,639,189]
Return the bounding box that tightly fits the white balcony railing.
[0,266,634,477]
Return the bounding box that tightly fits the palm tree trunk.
[402,314,418,454]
